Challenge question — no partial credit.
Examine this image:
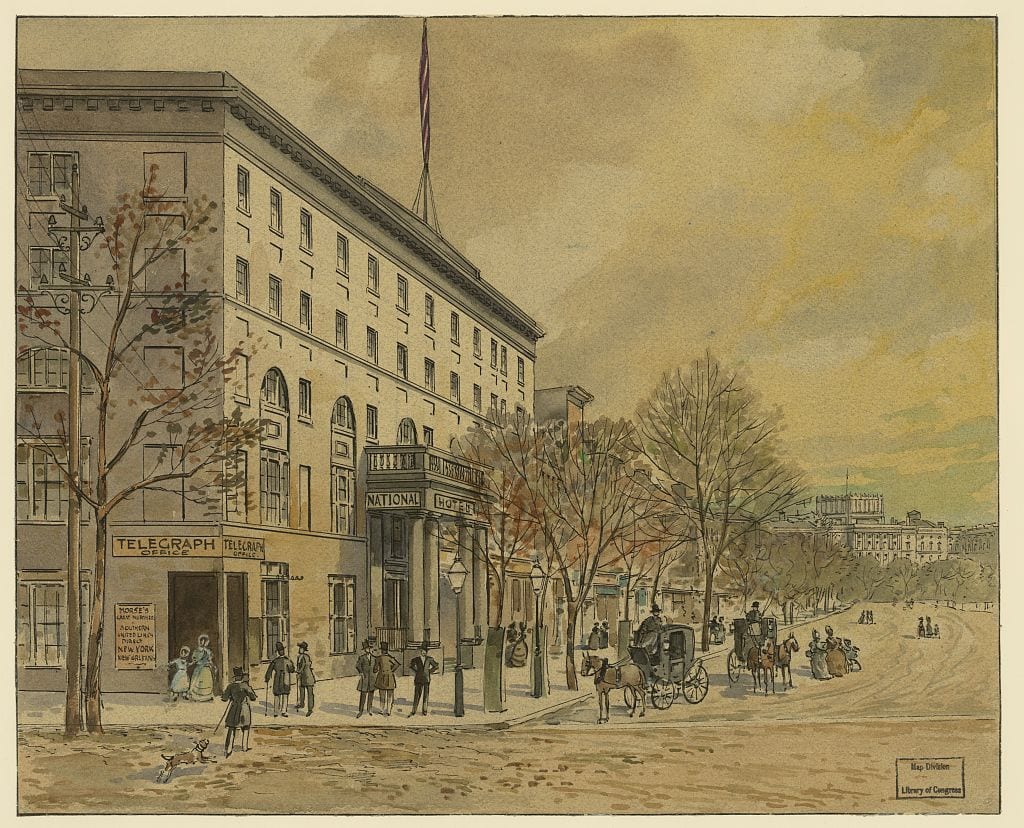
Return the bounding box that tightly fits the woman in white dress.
[188,634,215,702]
[168,646,191,701]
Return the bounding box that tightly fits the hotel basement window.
[329,575,357,654]
[451,312,460,344]
[397,343,408,379]
[366,327,378,364]
[235,257,250,303]
[337,233,349,274]
[424,358,435,391]
[269,275,282,318]
[397,274,408,310]
[367,255,379,295]
[450,372,460,404]
[424,294,435,329]
[269,188,282,233]
[335,311,348,349]
[300,209,313,252]
[27,582,65,667]
[261,562,290,660]
[299,292,312,332]
[237,166,250,213]
[473,327,482,358]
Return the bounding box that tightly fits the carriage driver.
[745,602,762,623]
[635,603,664,654]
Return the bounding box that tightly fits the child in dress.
[168,646,191,701]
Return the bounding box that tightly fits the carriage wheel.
[650,678,675,710]
[727,651,742,683]
[682,663,710,704]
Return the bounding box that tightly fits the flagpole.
[413,18,441,235]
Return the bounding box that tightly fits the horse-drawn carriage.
[727,616,778,683]
[627,623,710,709]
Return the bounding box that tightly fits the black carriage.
[628,623,710,709]
[727,616,778,683]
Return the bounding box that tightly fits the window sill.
[23,664,66,670]
[425,324,436,332]
[451,340,461,347]
[396,305,409,315]
[299,246,313,256]
[269,226,284,238]
[367,289,380,298]
[337,269,349,279]
[237,207,251,218]
[233,394,251,407]
[298,415,313,425]
[329,651,356,657]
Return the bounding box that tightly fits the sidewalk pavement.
[17,656,591,731]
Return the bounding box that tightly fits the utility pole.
[40,164,110,736]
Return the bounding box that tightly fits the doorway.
[168,572,219,688]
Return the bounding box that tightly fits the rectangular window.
[329,575,357,655]
[299,291,312,332]
[336,233,349,273]
[450,372,461,404]
[425,294,435,328]
[500,346,508,376]
[331,466,355,535]
[259,447,290,526]
[516,404,526,420]
[396,343,408,379]
[451,312,460,344]
[300,209,313,252]
[143,152,187,199]
[366,405,378,441]
[490,339,498,369]
[366,327,378,364]
[143,346,185,389]
[225,449,248,519]
[235,257,250,303]
[26,246,69,291]
[28,583,66,667]
[237,166,250,213]
[397,275,408,310]
[424,358,435,391]
[473,384,482,412]
[335,311,348,349]
[261,567,290,660]
[490,393,499,414]
[299,379,312,420]
[27,151,76,199]
[423,426,434,447]
[142,444,185,521]
[269,188,282,233]
[473,327,482,358]
[367,255,379,295]
[17,347,69,390]
[16,441,68,522]
[500,398,507,417]
[517,356,526,385]
[269,276,282,318]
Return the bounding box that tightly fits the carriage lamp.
[447,555,468,717]
[529,561,546,698]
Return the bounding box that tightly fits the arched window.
[397,417,417,446]
[17,347,70,390]
[261,368,289,411]
[331,396,356,535]
[259,369,290,526]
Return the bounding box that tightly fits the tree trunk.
[564,602,578,691]
[700,559,715,652]
[84,513,108,733]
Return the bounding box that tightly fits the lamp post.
[529,561,546,698]
[447,555,468,717]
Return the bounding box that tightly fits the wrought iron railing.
[375,626,408,652]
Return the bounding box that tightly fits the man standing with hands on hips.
[407,644,439,717]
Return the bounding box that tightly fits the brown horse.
[773,632,800,689]
[580,654,647,723]
[745,640,776,695]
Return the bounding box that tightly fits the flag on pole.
[419,19,431,166]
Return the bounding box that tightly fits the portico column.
[368,512,384,640]
[423,514,440,646]
[408,512,425,647]
[457,522,474,639]
[472,525,488,637]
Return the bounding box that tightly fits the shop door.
[168,573,220,687]
[226,573,248,673]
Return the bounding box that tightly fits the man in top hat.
[407,644,439,717]
[635,603,664,654]
[221,666,257,756]
[295,641,316,717]
[745,602,763,623]
[264,640,295,717]
[917,617,926,638]
[355,639,376,718]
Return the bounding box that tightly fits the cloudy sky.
[18,16,997,526]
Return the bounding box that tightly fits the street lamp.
[529,561,546,698]
[447,555,468,717]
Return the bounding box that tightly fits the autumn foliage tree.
[17,166,263,734]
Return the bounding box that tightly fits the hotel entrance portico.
[364,445,490,667]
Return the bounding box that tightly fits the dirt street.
[17,604,999,814]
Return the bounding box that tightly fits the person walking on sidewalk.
[355,639,376,718]
[374,642,400,715]
[587,623,602,652]
[295,641,316,717]
[407,645,439,717]
[220,666,257,756]
[264,641,295,717]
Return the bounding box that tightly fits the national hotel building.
[15,70,543,693]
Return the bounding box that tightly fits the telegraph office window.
[261,562,290,660]
[27,582,66,667]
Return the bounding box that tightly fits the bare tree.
[635,356,803,651]
[17,166,262,734]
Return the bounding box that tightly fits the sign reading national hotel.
[366,491,423,509]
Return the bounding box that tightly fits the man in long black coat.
[221,666,257,756]
[407,644,439,717]
[264,641,295,717]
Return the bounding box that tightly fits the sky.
[16,16,997,526]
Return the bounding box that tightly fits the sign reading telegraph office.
[112,535,266,560]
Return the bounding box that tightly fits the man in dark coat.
[635,604,664,653]
[587,623,602,651]
[264,640,295,717]
[355,639,376,718]
[220,666,257,756]
[407,644,439,717]
[599,620,610,649]
[295,641,316,717]
[745,602,762,623]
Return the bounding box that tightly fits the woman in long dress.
[168,646,191,701]
[374,643,400,715]
[824,625,848,677]
[189,634,215,702]
[806,629,831,680]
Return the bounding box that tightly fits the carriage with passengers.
[627,623,710,708]
[727,615,778,683]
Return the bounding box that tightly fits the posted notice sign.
[114,603,157,670]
